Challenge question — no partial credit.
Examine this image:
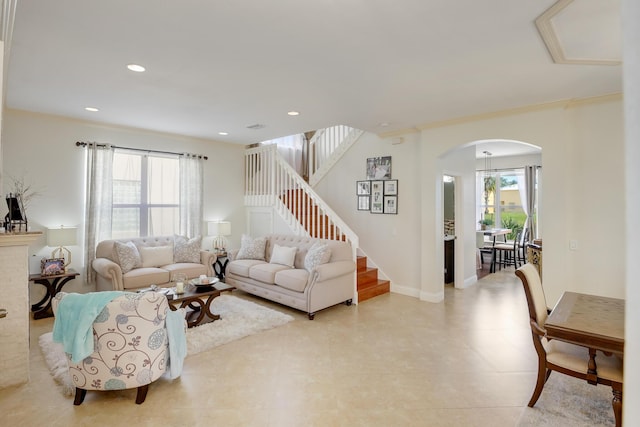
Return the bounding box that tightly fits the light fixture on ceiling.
[287,111,300,116]
[218,132,228,136]
[482,151,493,222]
[483,150,492,172]
[127,64,146,72]
[85,107,99,112]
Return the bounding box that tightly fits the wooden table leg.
[31,275,77,319]
[586,347,598,385]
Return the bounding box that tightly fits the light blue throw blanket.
[165,309,187,379]
[52,291,123,363]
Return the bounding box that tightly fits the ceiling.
[5,0,622,150]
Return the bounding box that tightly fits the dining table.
[545,291,624,425]
[480,228,511,272]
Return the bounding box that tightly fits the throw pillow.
[138,245,174,268]
[174,235,202,263]
[114,241,142,274]
[304,241,331,271]
[269,244,297,268]
[236,234,267,260]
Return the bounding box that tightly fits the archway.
[437,138,541,292]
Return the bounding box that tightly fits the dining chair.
[493,231,520,270]
[475,231,491,269]
[516,227,529,266]
[515,264,623,427]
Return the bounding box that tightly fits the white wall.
[623,0,639,420]
[1,109,246,298]
[313,131,423,297]
[314,97,624,307]
[420,98,624,305]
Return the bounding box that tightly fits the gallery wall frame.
[356,159,399,214]
[370,180,384,213]
[384,195,398,214]
[384,179,398,195]
[356,180,371,195]
[354,181,400,214]
[358,196,370,211]
[366,156,392,180]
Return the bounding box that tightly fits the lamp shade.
[47,227,77,247]
[207,221,231,236]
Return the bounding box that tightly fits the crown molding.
[415,93,622,131]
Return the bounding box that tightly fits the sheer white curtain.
[516,166,538,240]
[262,134,304,175]
[179,154,204,238]
[84,143,114,283]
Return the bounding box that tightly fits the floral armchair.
[52,291,176,405]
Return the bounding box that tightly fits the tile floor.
[0,268,537,426]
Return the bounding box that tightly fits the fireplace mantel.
[0,230,43,389]
[0,231,43,246]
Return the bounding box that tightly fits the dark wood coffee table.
[167,281,235,328]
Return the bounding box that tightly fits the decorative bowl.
[190,277,219,287]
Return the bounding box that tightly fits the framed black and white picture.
[357,196,370,211]
[384,179,398,195]
[366,156,392,180]
[370,180,384,213]
[384,196,398,214]
[356,180,371,195]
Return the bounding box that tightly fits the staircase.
[280,189,345,240]
[244,127,390,303]
[357,256,390,302]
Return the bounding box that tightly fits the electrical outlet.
[569,240,578,251]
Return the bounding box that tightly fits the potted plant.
[479,218,494,230]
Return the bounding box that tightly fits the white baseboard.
[390,284,420,298]
[419,289,444,303]
[457,275,478,289]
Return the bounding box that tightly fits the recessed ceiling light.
[127,64,146,72]
[287,111,300,116]
[85,107,99,112]
[218,132,228,136]
[380,122,389,127]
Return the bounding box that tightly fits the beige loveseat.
[92,235,216,291]
[225,234,356,319]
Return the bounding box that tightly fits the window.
[112,151,179,238]
[477,168,538,240]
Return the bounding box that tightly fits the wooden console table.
[29,269,79,319]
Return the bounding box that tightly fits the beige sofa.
[225,234,356,319]
[92,235,216,291]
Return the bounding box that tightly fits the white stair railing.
[308,125,363,186]
[245,144,359,256]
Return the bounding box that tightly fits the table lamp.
[208,220,231,254]
[47,226,77,269]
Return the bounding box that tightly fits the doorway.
[443,175,455,285]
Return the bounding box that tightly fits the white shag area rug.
[517,373,616,426]
[39,294,294,396]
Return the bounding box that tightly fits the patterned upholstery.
[52,291,173,404]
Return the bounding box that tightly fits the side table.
[29,269,79,319]
[213,253,229,280]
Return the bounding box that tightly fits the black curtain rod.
[75,141,208,160]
